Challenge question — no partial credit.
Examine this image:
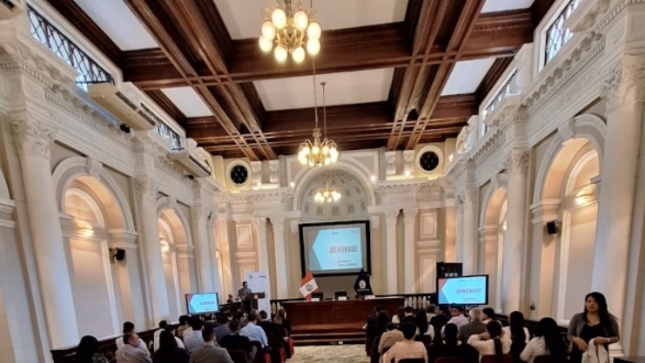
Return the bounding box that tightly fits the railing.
[27,6,113,90]
[270,293,437,315]
[152,116,181,150]
[545,0,583,65]
[483,71,517,121]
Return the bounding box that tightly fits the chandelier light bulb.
[274,45,288,62]
[308,160,314,167]
[312,145,320,155]
[307,21,322,39]
[262,21,277,39]
[259,36,273,53]
[324,157,331,165]
[293,10,309,31]
[271,8,287,29]
[292,46,306,63]
[306,38,320,55]
[322,145,330,155]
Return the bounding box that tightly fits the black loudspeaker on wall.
[546,220,560,235]
[110,248,126,261]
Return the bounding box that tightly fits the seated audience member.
[240,311,269,349]
[273,308,292,336]
[116,333,152,363]
[214,315,231,344]
[154,321,185,352]
[76,335,109,363]
[446,306,469,329]
[378,323,404,355]
[467,321,511,361]
[427,324,467,363]
[482,308,496,324]
[203,314,217,330]
[426,304,437,321]
[177,316,190,339]
[430,306,450,341]
[153,330,190,363]
[520,317,568,363]
[384,322,428,363]
[236,311,249,329]
[184,317,205,354]
[220,320,257,363]
[227,294,235,303]
[415,310,435,339]
[458,308,487,341]
[258,310,282,337]
[116,322,147,351]
[190,327,234,363]
[392,306,405,324]
[505,311,529,362]
[368,310,391,340]
[400,306,416,325]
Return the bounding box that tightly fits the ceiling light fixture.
[314,176,341,203]
[298,65,339,167]
[259,0,321,63]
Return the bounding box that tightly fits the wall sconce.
[370,175,377,183]
[75,219,94,237]
[575,188,594,206]
[160,239,170,252]
[404,169,412,178]
[502,221,508,231]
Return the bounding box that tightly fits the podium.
[243,292,265,313]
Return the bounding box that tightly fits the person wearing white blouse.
[520,318,568,363]
[467,321,511,362]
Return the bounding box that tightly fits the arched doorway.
[158,208,195,318]
[540,138,600,323]
[63,176,126,338]
[480,186,507,311]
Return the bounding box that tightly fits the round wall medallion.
[230,165,249,185]
[419,151,440,172]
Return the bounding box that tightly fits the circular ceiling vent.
[230,164,249,185]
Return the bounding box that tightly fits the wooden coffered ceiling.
[46,0,555,160]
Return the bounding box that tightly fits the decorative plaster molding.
[10,111,56,158]
[135,177,157,203]
[505,150,529,176]
[385,209,399,225]
[602,55,645,111]
[268,160,280,184]
[385,151,396,176]
[403,208,417,224]
[251,161,262,185]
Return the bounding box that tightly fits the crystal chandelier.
[259,0,321,63]
[314,176,341,203]
[298,73,339,166]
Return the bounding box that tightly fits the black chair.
[399,359,427,363]
[434,359,464,363]
[481,354,513,363]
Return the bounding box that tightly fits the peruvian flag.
[299,270,318,300]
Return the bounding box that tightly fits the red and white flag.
[299,270,318,300]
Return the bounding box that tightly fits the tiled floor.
[288,344,369,363]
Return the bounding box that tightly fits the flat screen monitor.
[437,275,488,305]
[299,220,371,277]
[185,293,220,315]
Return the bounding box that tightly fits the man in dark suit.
[430,306,451,341]
[399,306,416,325]
[220,320,256,363]
[258,310,282,338]
[457,307,487,341]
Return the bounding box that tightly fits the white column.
[216,214,234,298]
[11,115,80,348]
[191,204,214,292]
[384,210,399,294]
[134,177,171,321]
[461,187,478,275]
[253,218,270,275]
[502,150,528,312]
[270,217,289,299]
[207,217,222,296]
[110,230,147,329]
[592,55,645,326]
[455,198,465,263]
[403,208,417,293]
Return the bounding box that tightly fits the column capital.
[460,187,478,207]
[602,55,645,111]
[385,209,399,225]
[10,112,57,159]
[134,176,157,203]
[252,217,267,232]
[505,150,529,176]
[269,217,285,230]
[176,244,195,259]
[403,208,418,224]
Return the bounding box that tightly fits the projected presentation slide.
[437,275,488,305]
[185,293,219,315]
[300,222,370,276]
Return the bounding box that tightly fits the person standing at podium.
[238,281,253,300]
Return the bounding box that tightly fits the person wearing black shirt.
[220,320,256,363]
[430,306,451,343]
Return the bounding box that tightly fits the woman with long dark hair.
[504,311,528,362]
[520,317,567,363]
[468,320,511,362]
[75,336,108,363]
[415,309,433,337]
[428,323,464,363]
[153,330,190,363]
[568,292,620,363]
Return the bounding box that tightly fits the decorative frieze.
[134,176,158,203]
[505,150,529,176]
[385,151,396,176]
[602,55,645,111]
[10,111,56,158]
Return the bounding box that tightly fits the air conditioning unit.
[88,82,158,131]
[0,0,23,20]
[170,139,212,178]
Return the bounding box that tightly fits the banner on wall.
[245,272,271,314]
